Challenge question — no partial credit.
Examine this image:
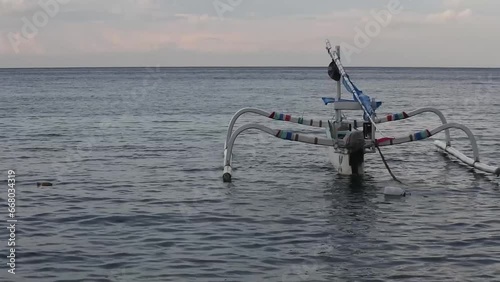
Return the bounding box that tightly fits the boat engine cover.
[343,131,365,152]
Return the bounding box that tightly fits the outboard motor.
[343,131,365,174]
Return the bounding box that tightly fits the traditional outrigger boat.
[222,41,500,182]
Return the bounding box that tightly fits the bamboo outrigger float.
[222,41,500,182]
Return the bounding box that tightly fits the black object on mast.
[328,61,341,81]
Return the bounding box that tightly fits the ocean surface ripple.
[1,67,500,281]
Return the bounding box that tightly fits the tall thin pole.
[335,45,341,122]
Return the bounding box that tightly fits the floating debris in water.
[37,182,53,187]
[384,186,408,197]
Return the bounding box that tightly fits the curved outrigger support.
[348,108,500,175]
[222,120,500,181]
[435,140,500,175]
[223,123,339,182]
[223,108,330,181]
[375,122,499,176]
[376,123,478,160]
[344,107,453,146]
[225,107,328,146]
[377,108,451,146]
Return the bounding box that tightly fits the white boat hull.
[328,148,365,175]
[326,129,365,175]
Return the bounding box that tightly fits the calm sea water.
[1,67,500,281]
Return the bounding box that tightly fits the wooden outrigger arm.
[223,108,330,182]
[341,107,451,146]
[223,107,452,178]
[225,107,453,149]
[223,120,500,182]
[371,108,499,174]
[224,107,329,147]
[435,140,500,175]
[375,107,451,146]
[223,123,337,182]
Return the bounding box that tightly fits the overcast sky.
[0,0,498,67]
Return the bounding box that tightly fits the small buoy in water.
[384,186,408,197]
[37,182,53,187]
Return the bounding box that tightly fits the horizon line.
[1,65,500,69]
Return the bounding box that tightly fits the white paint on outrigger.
[434,140,500,175]
[221,42,500,182]
[375,107,451,146]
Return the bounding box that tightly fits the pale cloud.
[0,33,44,55]
[173,13,218,24]
[457,8,472,18]
[426,8,472,23]
[0,0,499,67]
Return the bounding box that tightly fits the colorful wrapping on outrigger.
[378,112,410,122]
[274,129,333,146]
[376,129,433,146]
[268,111,327,128]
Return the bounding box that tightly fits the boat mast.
[335,45,341,122]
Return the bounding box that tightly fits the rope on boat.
[325,40,390,138]
[326,41,375,122]
[376,145,403,184]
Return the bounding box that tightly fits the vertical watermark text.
[6,170,17,275]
